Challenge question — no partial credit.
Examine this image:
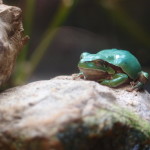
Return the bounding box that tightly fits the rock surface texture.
[0,75,150,150]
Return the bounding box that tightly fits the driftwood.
[0,1,28,86]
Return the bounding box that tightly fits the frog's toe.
[129,81,144,91]
[126,87,134,92]
[126,86,139,92]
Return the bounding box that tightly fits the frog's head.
[78,52,108,80]
[78,52,107,70]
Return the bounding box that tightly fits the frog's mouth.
[79,67,108,80]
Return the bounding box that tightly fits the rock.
[0,75,150,150]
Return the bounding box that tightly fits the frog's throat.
[79,67,108,80]
[79,67,107,77]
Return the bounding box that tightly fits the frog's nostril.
[80,55,83,59]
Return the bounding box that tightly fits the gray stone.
[0,76,150,150]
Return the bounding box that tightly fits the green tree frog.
[78,49,149,91]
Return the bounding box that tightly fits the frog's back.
[97,49,141,79]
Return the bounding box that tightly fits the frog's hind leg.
[100,73,128,87]
[130,71,149,91]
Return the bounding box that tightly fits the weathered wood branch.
[0,2,28,86]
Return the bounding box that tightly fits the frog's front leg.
[73,72,85,80]
[78,72,85,79]
[100,73,128,87]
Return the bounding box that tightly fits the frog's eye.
[93,60,100,63]
[93,60,101,66]
[93,60,106,67]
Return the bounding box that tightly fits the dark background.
[4,0,150,89]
